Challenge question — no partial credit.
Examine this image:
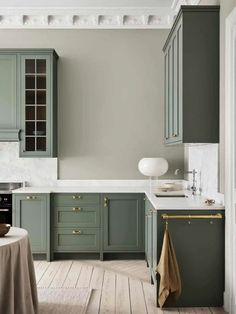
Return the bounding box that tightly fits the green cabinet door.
[151,210,157,284]
[164,18,183,145]
[163,6,219,144]
[155,210,224,307]
[145,198,153,268]
[103,193,144,252]
[13,193,51,261]
[19,50,58,157]
[0,54,19,141]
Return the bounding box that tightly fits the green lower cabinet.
[103,194,144,252]
[154,209,225,307]
[54,205,100,228]
[151,210,157,284]
[145,198,154,269]
[13,193,51,261]
[53,193,100,206]
[52,193,101,254]
[54,228,100,252]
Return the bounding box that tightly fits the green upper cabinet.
[19,50,58,157]
[0,54,19,141]
[163,6,219,144]
[0,49,58,156]
[103,193,144,252]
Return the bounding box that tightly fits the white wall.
[0,29,184,180]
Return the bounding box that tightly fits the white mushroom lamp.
[138,158,169,192]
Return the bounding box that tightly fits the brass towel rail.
[161,213,223,220]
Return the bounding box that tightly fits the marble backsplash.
[185,143,223,202]
[0,142,58,186]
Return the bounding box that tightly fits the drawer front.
[54,205,100,228]
[54,193,100,206]
[54,228,100,252]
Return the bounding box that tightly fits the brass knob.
[172,134,177,137]
[73,230,82,235]
[104,197,109,207]
[72,195,82,200]
[26,196,37,200]
[72,207,82,211]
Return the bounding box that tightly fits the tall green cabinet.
[0,49,58,157]
[163,6,219,144]
[0,54,19,141]
[19,50,58,157]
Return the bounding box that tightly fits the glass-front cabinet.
[20,50,58,157]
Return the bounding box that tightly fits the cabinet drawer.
[54,228,100,252]
[53,193,100,205]
[54,206,100,228]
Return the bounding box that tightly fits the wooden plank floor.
[34,260,226,314]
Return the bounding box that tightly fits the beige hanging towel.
[156,227,181,308]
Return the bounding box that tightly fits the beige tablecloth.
[0,227,38,314]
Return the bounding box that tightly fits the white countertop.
[12,186,224,210]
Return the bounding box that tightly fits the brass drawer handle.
[26,196,37,200]
[72,195,82,200]
[72,207,82,212]
[104,197,109,207]
[73,230,82,235]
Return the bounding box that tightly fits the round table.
[0,227,38,314]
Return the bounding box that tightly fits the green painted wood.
[0,49,58,151]
[54,205,100,228]
[13,193,51,260]
[0,54,18,140]
[53,193,100,206]
[17,51,58,157]
[145,198,154,283]
[163,6,219,144]
[155,209,224,307]
[54,227,100,252]
[164,51,169,141]
[103,193,144,252]
[0,129,20,141]
[151,210,157,284]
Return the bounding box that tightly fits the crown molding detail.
[0,7,175,29]
[0,1,203,29]
[171,0,200,13]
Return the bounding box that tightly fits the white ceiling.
[0,0,200,29]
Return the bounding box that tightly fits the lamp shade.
[138,158,168,177]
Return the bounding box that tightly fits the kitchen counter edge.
[12,187,224,210]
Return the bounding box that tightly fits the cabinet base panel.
[51,252,145,261]
[33,253,48,260]
[103,252,145,260]
[53,253,100,260]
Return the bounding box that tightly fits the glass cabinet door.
[21,56,50,155]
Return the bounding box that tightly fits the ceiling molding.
[171,0,201,13]
[0,1,204,29]
[0,7,175,29]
